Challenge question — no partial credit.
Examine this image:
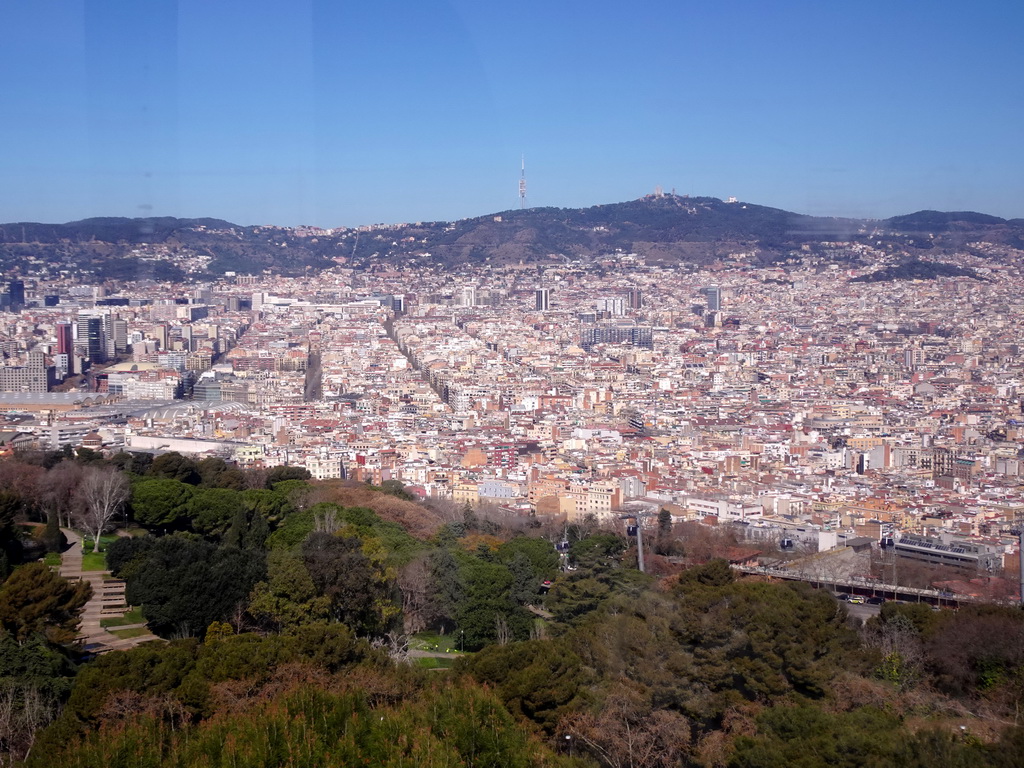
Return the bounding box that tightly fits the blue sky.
[1,0,1022,227]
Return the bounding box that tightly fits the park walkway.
[58,529,161,654]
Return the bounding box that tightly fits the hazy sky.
[2,0,1022,227]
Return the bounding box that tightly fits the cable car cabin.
[627,525,638,537]
[780,538,794,550]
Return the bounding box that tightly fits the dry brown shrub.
[306,480,445,539]
[96,689,189,729]
[457,533,504,552]
[693,729,732,768]
[327,664,421,708]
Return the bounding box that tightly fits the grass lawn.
[43,552,61,567]
[414,656,456,670]
[100,607,145,628]
[78,534,120,571]
[109,627,150,640]
[410,631,464,654]
[80,551,107,571]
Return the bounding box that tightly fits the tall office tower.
[627,289,643,310]
[111,318,128,354]
[535,288,551,311]
[56,323,73,355]
[76,316,105,362]
[151,324,168,350]
[460,286,477,307]
[705,285,722,312]
[8,281,25,311]
[180,324,193,352]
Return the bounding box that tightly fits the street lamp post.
[460,629,464,653]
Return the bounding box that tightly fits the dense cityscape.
[3,222,1024,601]
[1,210,1024,767]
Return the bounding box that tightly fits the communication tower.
[519,155,527,209]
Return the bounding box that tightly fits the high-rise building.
[76,316,105,362]
[8,280,25,311]
[705,285,722,312]
[0,350,49,392]
[535,288,551,311]
[596,297,626,316]
[56,323,73,356]
[627,289,643,309]
[580,324,654,351]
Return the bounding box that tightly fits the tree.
[264,466,311,489]
[654,507,674,555]
[116,536,266,639]
[0,633,77,764]
[110,450,153,476]
[40,509,63,554]
[302,531,395,635]
[150,452,201,485]
[248,549,330,631]
[397,555,435,634]
[497,536,560,579]
[76,466,129,553]
[429,547,464,632]
[196,457,246,490]
[188,487,243,537]
[0,562,91,644]
[38,461,83,528]
[264,465,311,488]
[559,682,692,768]
[507,552,540,606]
[131,478,194,529]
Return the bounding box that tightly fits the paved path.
[58,529,161,654]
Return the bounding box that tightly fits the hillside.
[2,196,1023,278]
[850,259,986,283]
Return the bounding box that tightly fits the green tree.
[302,531,395,635]
[188,487,243,537]
[41,508,63,553]
[497,536,560,579]
[507,552,540,605]
[248,549,330,631]
[429,547,463,632]
[131,478,194,528]
[0,563,91,644]
[196,457,246,490]
[569,532,625,569]
[150,452,201,485]
[118,536,266,638]
[455,556,530,649]
[264,465,311,488]
[461,637,588,731]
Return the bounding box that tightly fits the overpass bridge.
[732,563,991,609]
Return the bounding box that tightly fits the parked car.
[848,595,866,604]
[866,596,885,605]
[836,593,851,601]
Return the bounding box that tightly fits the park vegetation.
[0,448,1024,766]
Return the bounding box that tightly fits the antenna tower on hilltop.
[519,155,527,209]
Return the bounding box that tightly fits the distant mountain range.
[2,195,1022,280]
